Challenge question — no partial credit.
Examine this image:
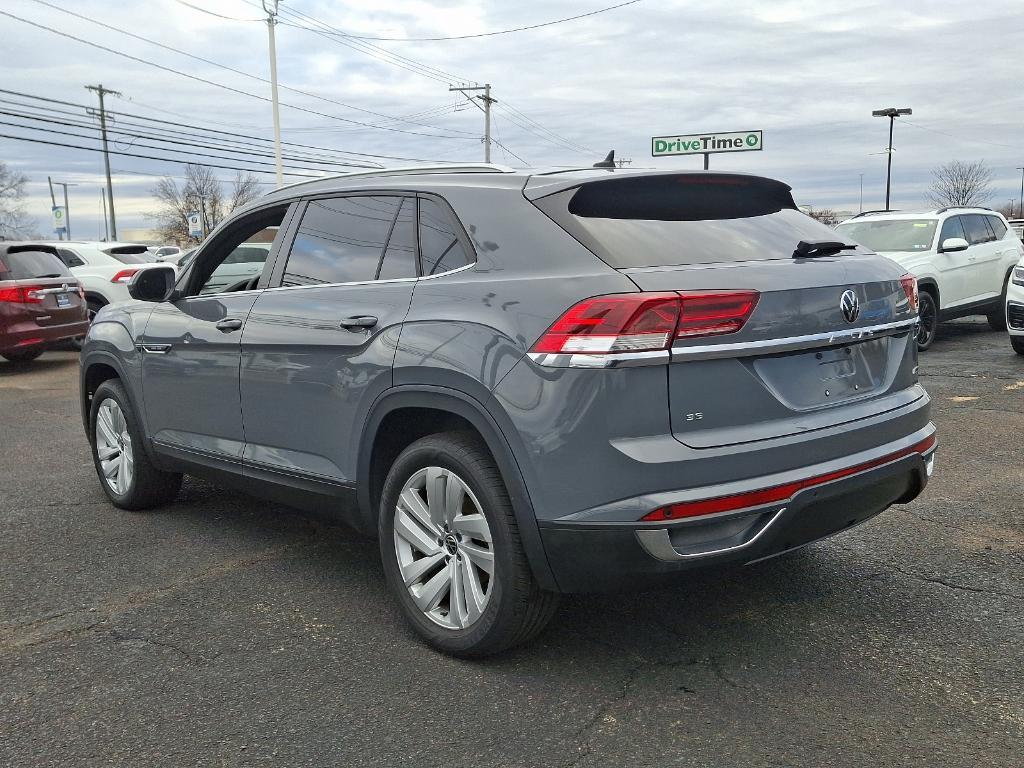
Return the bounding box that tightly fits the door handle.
[215,318,243,332]
[339,315,378,329]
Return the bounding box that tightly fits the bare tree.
[926,160,994,208]
[0,162,36,239]
[804,206,842,227]
[147,164,262,245]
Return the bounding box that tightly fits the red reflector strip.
[643,434,936,522]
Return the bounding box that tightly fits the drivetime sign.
[652,130,762,157]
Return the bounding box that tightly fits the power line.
[0,132,322,177]
[22,1,478,137]
[499,101,594,154]
[0,111,377,171]
[901,119,1019,151]
[0,10,479,141]
[0,89,461,164]
[334,0,644,41]
[171,0,263,22]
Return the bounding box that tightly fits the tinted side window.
[57,248,85,268]
[987,216,1007,239]
[418,197,473,276]
[283,196,400,286]
[377,198,418,280]
[938,216,966,245]
[962,215,993,245]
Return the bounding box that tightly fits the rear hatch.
[529,172,920,449]
[0,246,87,329]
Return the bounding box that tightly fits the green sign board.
[652,130,763,157]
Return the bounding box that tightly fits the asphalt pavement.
[1,319,1022,767]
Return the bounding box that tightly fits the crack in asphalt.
[109,628,195,662]
[0,539,322,653]
[866,559,1023,601]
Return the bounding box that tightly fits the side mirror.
[128,265,176,302]
[940,237,969,253]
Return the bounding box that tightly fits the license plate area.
[56,293,71,307]
[751,338,892,410]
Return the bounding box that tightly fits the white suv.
[836,208,1024,349]
[1007,256,1024,355]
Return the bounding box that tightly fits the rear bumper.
[0,319,90,354]
[538,429,935,593]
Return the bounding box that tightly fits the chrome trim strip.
[137,343,171,354]
[29,286,78,296]
[671,318,917,362]
[527,349,670,369]
[635,508,786,562]
[257,261,476,294]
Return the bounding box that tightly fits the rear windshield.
[0,248,73,280]
[835,219,937,253]
[104,245,151,264]
[535,174,850,267]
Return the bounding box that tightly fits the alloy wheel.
[95,399,134,494]
[917,294,937,347]
[392,466,494,630]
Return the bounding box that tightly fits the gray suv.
[80,166,936,656]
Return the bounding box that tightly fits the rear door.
[934,216,971,306]
[961,214,1001,302]
[239,194,418,487]
[531,173,920,449]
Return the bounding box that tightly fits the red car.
[0,243,89,362]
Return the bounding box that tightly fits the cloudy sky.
[3,0,1023,240]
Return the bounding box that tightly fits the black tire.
[916,290,939,351]
[89,379,182,510]
[378,431,558,657]
[1011,335,1024,356]
[1,347,44,363]
[987,275,1010,331]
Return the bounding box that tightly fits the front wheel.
[379,432,558,657]
[89,379,182,510]
[916,291,939,351]
[1011,335,1024,356]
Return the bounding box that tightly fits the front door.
[141,204,292,463]
[239,194,419,486]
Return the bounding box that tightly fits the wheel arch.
[916,277,940,307]
[357,385,558,591]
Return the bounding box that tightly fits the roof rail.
[934,205,993,214]
[267,164,517,196]
[848,209,900,218]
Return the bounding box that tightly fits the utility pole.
[264,0,283,187]
[1016,167,1024,219]
[871,106,911,211]
[100,190,109,242]
[47,176,61,241]
[859,173,864,213]
[54,182,77,240]
[449,84,495,162]
[86,84,122,239]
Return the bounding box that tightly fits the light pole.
[859,173,864,213]
[263,0,283,188]
[872,107,911,210]
[1016,167,1023,220]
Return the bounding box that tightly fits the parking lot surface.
[2,319,1022,767]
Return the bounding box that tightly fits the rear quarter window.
[418,197,474,275]
[986,216,1008,239]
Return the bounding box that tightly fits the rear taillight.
[111,269,139,284]
[530,290,759,355]
[899,274,918,313]
[77,285,85,299]
[0,285,45,304]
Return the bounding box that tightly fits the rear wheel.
[379,432,558,657]
[916,290,938,350]
[1011,336,1024,355]
[89,379,182,510]
[1,347,44,363]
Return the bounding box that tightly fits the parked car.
[835,208,1024,349]
[149,245,184,263]
[47,241,174,323]
[1,243,89,362]
[80,166,935,656]
[1006,254,1024,355]
[1008,218,1024,242]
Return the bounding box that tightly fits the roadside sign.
[187,211,202,238]
[51,205,66,235]
[652,130,763,157]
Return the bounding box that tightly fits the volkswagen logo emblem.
[840,290,860,323]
